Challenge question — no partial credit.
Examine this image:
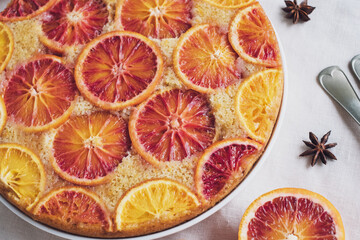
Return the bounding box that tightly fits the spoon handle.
[319,66,360,126]
[351,54,360,82]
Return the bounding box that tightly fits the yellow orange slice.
[235,69,283,142]
[203,0,255,9]
[0,0,57,22]
[116,0,192,39]
[33,187,112,233]
[195,138,262,203]
[75,31,164,111]
[239,188,345,240]
[129,89,216,167]
[51,112,130,186]
[40,0,109,53]
[0,22,14,73]
[229,3,281,67]
[174,24,242,93]
[4,55,77,132]
[115,179,200,231]
[0,97,7,134]
[0,143,45,210]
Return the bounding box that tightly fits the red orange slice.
[229,3,281,67]
[33,187,112,234]
[51,112,130,185]
[239,188,345,240]
[4,55,77,132]
[0,0,57,22]
[116,0,192,39]
[195,139,262,203]
[129,89,216,167]
[174,24,242,93]
[75,31,164,111]
[40,0,109,53]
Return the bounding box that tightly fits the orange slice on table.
[229,3,281,67]
[75,31,164,111]
[129,89,216,167]
[40,0,109,53]
[203,0,255,9]
[0,0,57,22]
[0,97,7,134]
[0,143,46,211]
[174,24,242,93]
[4,55,77,132]
[0,22,14,73]
[115,179,200,231]
[33,186,112,233]
[51,112,130,186]
[235,69,283,143]
[116,0,192,39]
[195,138,262,203]
[238,188,345,240]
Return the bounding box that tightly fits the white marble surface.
[1,0,360,239]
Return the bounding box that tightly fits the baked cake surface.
[0,0,283,237]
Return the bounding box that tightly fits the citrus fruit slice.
[238,188,345,240]
[33,187,112,233]
[0,22,14,73]
[0,143,45,210]
[129,89,216,167]
[116,0,192,39]
[115,179,200,231]
[75,31,164,111]
[229,3,281,67]
[51,112,130,186]
[0,97,7,134]
[174,24,242,93]
[195,138,262,203]
[40,0,109,53]
[203,0,254,9]
[235,69,283,143]
[4,55,77,132]
[0,0,57,22]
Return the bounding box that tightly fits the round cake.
[0,0,283,238]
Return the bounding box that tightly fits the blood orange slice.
[4,55,77,132]
[174,24,242,93]
[0,0,57,22]
[129,89,216,167]
[51,112,130,185]
[75,31,164,111]
[33,187,112,233]
[229,3,281,67]
[115,179,200,231]
[238,188,345,240]
[195,138,262,203]
[116,0,192,39]
[203,0,254,9]
[40,0,109,53]
[0,22,14,73]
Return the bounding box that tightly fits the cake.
[0,0,283,238]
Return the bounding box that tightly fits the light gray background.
[1,0,360,239]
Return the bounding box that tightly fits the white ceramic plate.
[0,1,287,239]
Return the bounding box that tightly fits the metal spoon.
[319,66,360,126]
[351,54,360,82]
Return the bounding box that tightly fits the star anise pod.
[283,0,315,24]
[300,131,337,166]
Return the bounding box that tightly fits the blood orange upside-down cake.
[0,0,284,237]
